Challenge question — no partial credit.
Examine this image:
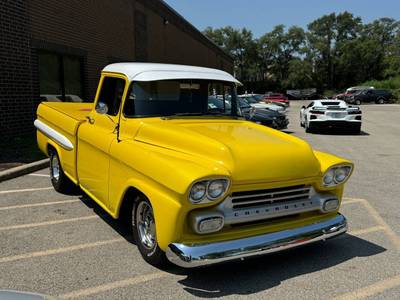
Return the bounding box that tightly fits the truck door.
[77,74,127,207]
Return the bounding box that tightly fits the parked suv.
[349,89,393,105]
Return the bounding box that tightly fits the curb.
[0,158,49,183]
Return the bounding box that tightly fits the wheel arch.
[117,185,147,221]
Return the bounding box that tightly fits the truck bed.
[35,102,93,182]
[40,102,93,121]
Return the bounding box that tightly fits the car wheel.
[376,97,385,104]
[351,124,362,134]
[49,150,76,194]
[355,99,361,105]
[133,196,167,267]
[305,121,313,133]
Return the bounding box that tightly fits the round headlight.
[334,167,351,183]
[190,182,207,203]
[208,179,228,199]
[323,169,335,185]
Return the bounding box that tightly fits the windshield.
[123,79,240,118]
[239,99,251,109]
[244,96,258,104]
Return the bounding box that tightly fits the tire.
[300,113,304,127]
[351,125,361,135]
[132,196,167,267]
[376,97,385,104]
[355,99,361,105]
[305,120,313,133]
[49,150,76,194]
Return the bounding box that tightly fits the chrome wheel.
[50,154,60,181]
[136,201,156,250]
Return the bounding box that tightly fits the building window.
[38,51,84,102]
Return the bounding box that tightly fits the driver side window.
[307,102,314,109]
[96,77,126,116]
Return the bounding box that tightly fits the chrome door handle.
[86,116,95,124]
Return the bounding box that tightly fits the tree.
[203,26,256,81]
[204,13,400,93]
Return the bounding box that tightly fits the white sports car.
[300,100,362,133]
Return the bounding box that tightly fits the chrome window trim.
[34,119,74,151]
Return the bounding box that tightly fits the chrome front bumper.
[166,214,347,268]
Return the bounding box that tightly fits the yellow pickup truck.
[35,63,352,268]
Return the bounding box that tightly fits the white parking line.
[28,173,50,177]
[0,238,125,264]
[361,200,400,251]
[0,215,98,231]
[334,274,400,300]
[0,199,80,211]
[0,187,53,194]
[342,198,365,205]
[60,272,171,299]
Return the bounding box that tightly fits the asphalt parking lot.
[1,101,400,299]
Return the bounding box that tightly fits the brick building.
[0,0,233,139]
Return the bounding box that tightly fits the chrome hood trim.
[166,214,347,268]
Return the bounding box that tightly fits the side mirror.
[301,106,306,109]
[95,102,108,115]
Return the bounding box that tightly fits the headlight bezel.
[322,164,353,187]
[188,178,230,204]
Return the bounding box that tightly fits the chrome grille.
[220,185,321,226]
[231,185,311,209]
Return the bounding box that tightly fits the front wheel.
[133,197,167,267]
[376,97,385,104]
[354,99,361,105]
[49,150,76,194]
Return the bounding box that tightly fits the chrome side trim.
[166,214,347,268]
[34,119,74,151]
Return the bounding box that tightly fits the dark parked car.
[349,89,393,105]
[239,99,289,130]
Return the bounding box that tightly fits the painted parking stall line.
[28,173,50,177]
[0,238,125,264]
[0,199,80,211]
[0,187,53,194]
[334,274,400,300]
[0,215,99,231]
[59,272,171,299]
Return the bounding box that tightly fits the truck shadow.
[77,194,385,298]
[171,235,385,298]
[78,194,136,244]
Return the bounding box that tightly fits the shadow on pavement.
[78,194,136,244]
[310,129,370,136]
[172,234,385,298]
[75,192,385,298]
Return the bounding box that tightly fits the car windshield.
[123,79,240,118]
[252,94,264,101]
[239,99,251,109]
[244,96,258,104]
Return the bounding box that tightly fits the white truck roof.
[103,62,241,85]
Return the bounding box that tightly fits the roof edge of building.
[138,0,233,63]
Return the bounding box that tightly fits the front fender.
[313,150,354,197]
[108,139,230,250]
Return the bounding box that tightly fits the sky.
[164,0,400,37]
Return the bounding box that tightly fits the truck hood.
[134,119,321,183]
